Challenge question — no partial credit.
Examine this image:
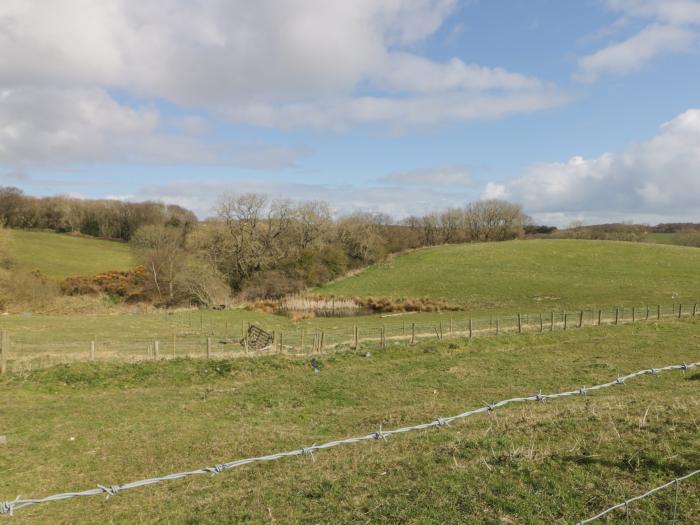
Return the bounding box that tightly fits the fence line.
[1,360,697,517]
[577,468,700,524]
[1,301,698,373]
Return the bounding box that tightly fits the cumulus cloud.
[382,165,473,186]
[0,87,310,168]
[576,0,700,81]
[484,109,700,225]
[0,0,565,147]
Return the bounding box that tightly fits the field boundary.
[1,360,697,517]
[1,301,698,372]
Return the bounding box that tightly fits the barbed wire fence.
[577,468,700,524]
[1,301,698,373]
[1,361,697,517]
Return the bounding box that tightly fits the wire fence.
[1,360,697,517]
[1,301,698,373]
[577,468,700,524]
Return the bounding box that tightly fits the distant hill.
[10,230,134,279]
[317,239,700,314]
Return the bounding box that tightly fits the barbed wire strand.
[1,361,698,517]
[577,468,700,524]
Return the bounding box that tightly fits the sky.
[1,0,700,226]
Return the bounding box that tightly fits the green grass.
[317,239,700,314]
[1,320,699,523]
[9,230,134,279]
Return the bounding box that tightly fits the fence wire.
[1,360,697,517]
[577,468,700,524]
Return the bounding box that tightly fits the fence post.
[91,340,96,361]
[678,304,682,319]
[355,327,360,351]
[539,314,543,332]
[411,323,416,345]
[154,340,159,360]
[469,319,473,339]
[657,304,661,321]
[646,306,649,321]
[550,311,554,331]
[381,326,386,348]
[0,330,7,375]
[693,303,698,317]
[402,320,406,337]
[300,329,305,354]
[578,311,583,328]
[206,337,211,359]
[320,331,325,353]
[632,307,636,323]
[615,308,619,325]
[439,321,443,340]
[517,314,522,334]
[495,319,499,335]
[564,314,568,330]
[598,309,602,326]
[449,317,453,334]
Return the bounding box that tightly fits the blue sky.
[1,0,700,225]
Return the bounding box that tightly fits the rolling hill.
[9,230,135,279]
[317,239,700,313]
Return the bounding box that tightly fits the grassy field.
[1,320,698,523]
[317,239,700,313]
[9,230,134,279]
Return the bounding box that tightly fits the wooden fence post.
[693,303,698,317]
[578,311,583,328]
[645,306,649,321]
[657,304,661,321]
[598,309,602,326]
[91,340,96,361]
[632,307,636,323]
[319,331,325,353]
[539,313,543,332]
[381,326,386,348]
[154,340,160,360]
[564,314,568,330]
[355,327,360,351]
[495,319,499,335]
[550,311,554,331]
[469,318,473,339]
[411,323,416,345]
[439,321,443,340]
[615,308,619,325]
[517,314,522,334]
[206,337,211,359]
[678,304,682,319]
[1,330,7,375]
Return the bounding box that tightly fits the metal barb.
[97,485,120,498]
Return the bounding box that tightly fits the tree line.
[131,194,530,306]
[0,186,196,241]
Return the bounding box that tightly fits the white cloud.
[382,165,473,186]
[576,0,700,81]
[0,0,565,143]
[485,109,700,225]
[576,23,695,82]
[0,87,310,168]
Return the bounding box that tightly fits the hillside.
[317,239,700,313]
[10,230,135,279]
